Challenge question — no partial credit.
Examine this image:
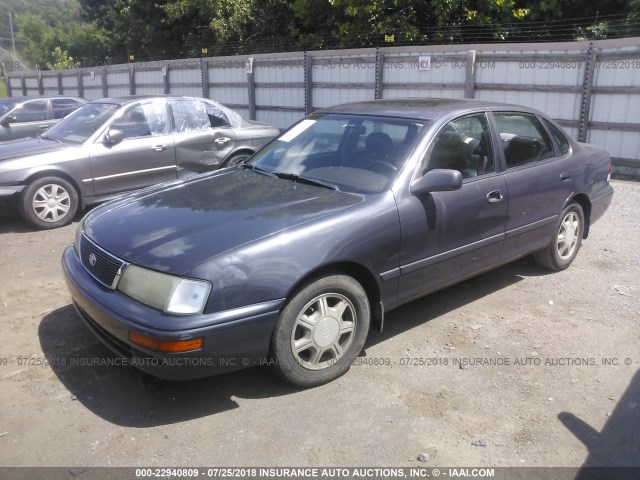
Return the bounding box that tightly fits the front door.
[88,100,177,197]
[396,112,507,305]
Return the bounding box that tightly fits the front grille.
[79,234,125,289]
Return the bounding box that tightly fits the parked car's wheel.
[270,275,370,387]
[225,152,251,167]
[19,177,79,230]
[533,202,584,271]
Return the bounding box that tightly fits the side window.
[203,101,230,128]
[112,102,169,139]
[423,112,495,179]
[171,99,210,133]
[542,118,571,156]
[52,99,81,120]
[494,112,554,167]
[10,100,49,122]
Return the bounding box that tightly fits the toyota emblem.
[89,253,97,267]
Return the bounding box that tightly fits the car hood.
[83,168,364,274]
[0,137,70,161]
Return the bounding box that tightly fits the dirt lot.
[0,180,638,468]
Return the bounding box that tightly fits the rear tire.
[533,202,584,271]
[270,275,370,388]
[19,176,79,230]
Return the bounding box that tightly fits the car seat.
[504,136,540,166]
[427,130,472,176]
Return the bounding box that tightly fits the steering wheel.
[368,161,397,175]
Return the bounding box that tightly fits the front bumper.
[0,185,24,212]
[62,245,283,380]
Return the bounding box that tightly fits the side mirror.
[410,169,463,195]
[104,128,124,145]
[1,115,16,126]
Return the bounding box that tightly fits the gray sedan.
[0,96,87,142]
[0,95,280,229]
[62,98,613,387]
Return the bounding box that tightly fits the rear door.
[491,111,575,263]
[170,98,236,173]
[88,99,177,197]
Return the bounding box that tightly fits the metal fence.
[6,37,640,175]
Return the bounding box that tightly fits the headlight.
[117,264,211,315]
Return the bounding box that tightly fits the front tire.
[533,202,584,271]
[270,275,370,387]
[19,176,79,230]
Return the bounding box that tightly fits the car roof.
[1,95,83,102]
[92,95,208,106]
[317,97,528,121]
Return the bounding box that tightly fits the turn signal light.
[128,331,203,352]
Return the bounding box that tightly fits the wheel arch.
[224,148,255,164]
[24,168,82,193]
[24,169,84,204]
[569,193,592,238]
[284,261,383,331]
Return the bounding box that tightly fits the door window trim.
[106,99,171,141]
[414,111,501,186]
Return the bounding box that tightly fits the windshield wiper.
[241,164,276,177]
[272,172,339,191]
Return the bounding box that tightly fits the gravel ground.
[0,179,638,468]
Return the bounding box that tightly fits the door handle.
[215,137,231,145]
[486,190,504,203]
[560,171,571,181]
[151,144,169,151]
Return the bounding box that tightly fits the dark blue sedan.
[62,98,614,387]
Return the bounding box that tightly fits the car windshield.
[42,103,119,144]
[247,114,427,194]
[0,99,18,116]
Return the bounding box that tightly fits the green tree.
[15,14,51,68]
[288,0,532,48]
[161,0,296,55]
[13,3,111,69]
[69,0,640,61]
[64,22,112,66]
[46,47,80,70]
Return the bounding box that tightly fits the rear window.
[52,98,83,119]
[170,99,210,133]
[494,112,555,167]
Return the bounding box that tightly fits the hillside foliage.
[1,0,638,70]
